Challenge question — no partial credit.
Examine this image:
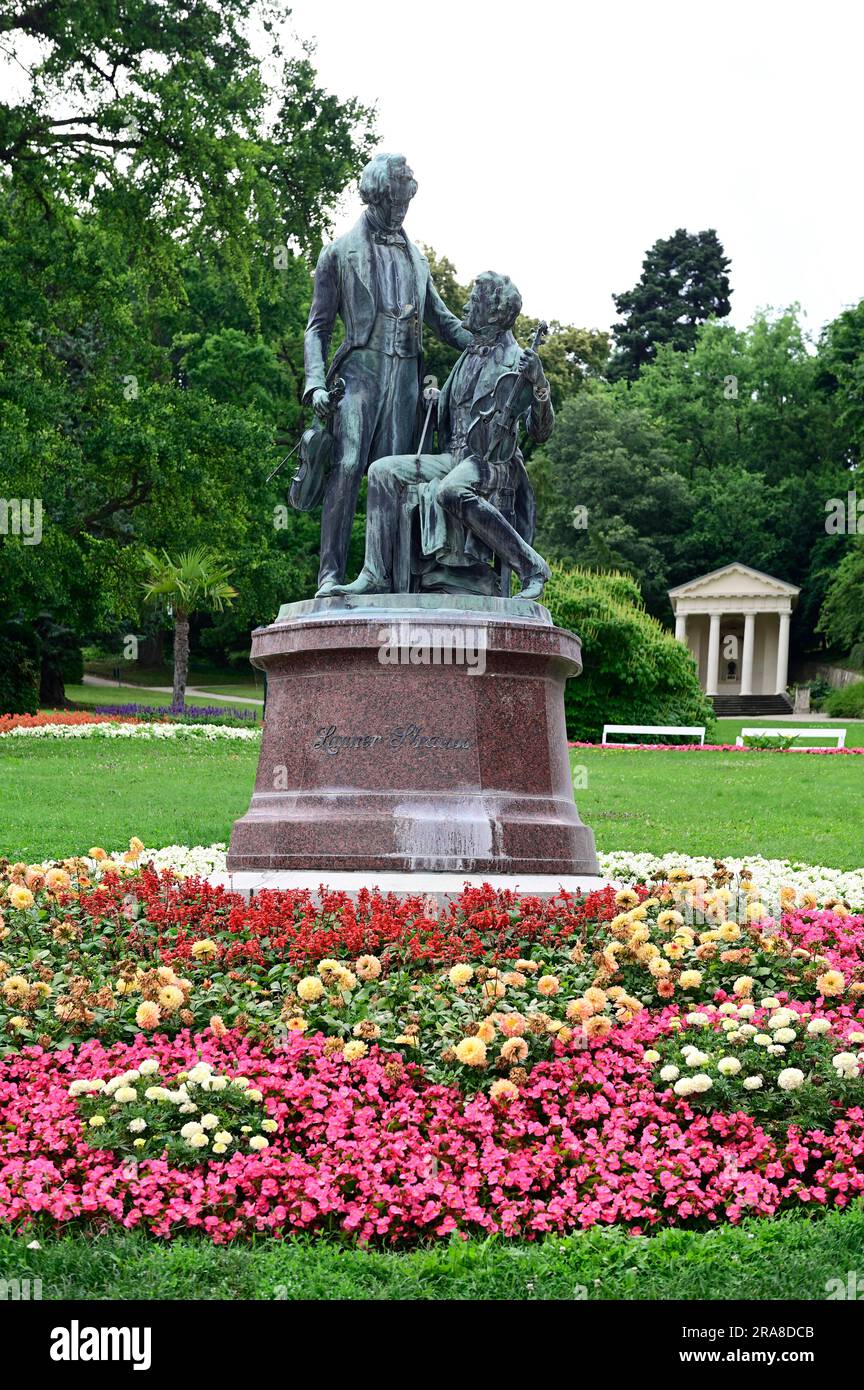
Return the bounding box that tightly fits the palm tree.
[141,547,238,708]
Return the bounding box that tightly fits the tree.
[608,229,732,381]
[817,537,864,653]
[141,547,237,706]
[530,388,693,614]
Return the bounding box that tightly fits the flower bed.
[0,720,259,741]
[1,848,864,1244]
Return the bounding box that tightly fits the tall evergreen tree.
[609,229,732,381]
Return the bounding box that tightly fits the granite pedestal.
[225,594,600,879]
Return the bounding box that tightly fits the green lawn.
[1,737,861,866]
[3,1206,862,1300]
[0,739,259,860]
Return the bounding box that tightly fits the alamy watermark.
[0,497,42,545]
[825,490,864,534]
[377,622,487,676]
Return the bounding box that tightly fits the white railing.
[601,725,706,746]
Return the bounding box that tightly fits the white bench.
[601,724,706,746]
[736,727,847,750]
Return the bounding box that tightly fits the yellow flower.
[191,939,218,958]
[732,975,755,997]
[7,885,34,911]
[135,1001,161,1029]
[679,970,703,989]
[614,888,640,909]
[2,975,30,1003]
[476,1018,497,1043]
[454,1037,487,1066]
[537,975,560,997]
[88,847,108,861]
[283,1016,308,1033]
[657,910,685,930]
[129,837,145,856]
[448,963,474,987]
[482,979,506,1000]
[817,970,845,997]
[489,1079,519,1102]
[297,976,325,1003]
[746,902,768,922]
[343,1040,367,1061]
[45,868,71,892]
[157,985,184,1013]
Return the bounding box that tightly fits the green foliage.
[543,566,716,741]
[817,537,864,651]
[531,388,692,613]
[609,228,732,381]
[0,619,40,715]
[824,681,864,719]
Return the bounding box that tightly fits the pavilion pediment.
[669,564,799,605]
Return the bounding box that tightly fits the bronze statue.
[332,271,552,601]
[300,153,472,595]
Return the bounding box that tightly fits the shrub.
[544,565,716,741]
[824,680,864,718]
[0,619,40,715]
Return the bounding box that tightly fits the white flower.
[247,1088,263,1102]
[831,1052,859,1072]
[684,1050,710,1068]
[144,1086,169,1101]
[180,1121,203,1139]
[742,1075,764,1090]
[114,1086,137,1103]
[718,1002,738,1016]
[807,1021,832,1041]
[128,1118,147,1133]
[210,1076,228,1092]
[188,1132,209,1149]
[718,1057,742,1076]
[248,1135,269,1151]
[187,1063,214,1085]
[200,1113,219,1130]
[689,1073,713,1093]
[768,1010,797,1030]
[685,1012,710,1026]
[138,1059,159,1076]
[738,1024,757,1037]
[659,1065,680,1082]
[214,1130,233,1145]
[773,1028,797,1044]
[754,1033,773,1047]
[643,1050,661,1063]
[767,1044,786,1056]
[777,1068,805,1091]
[759,997,781,1010]
[737,1005,756,1019]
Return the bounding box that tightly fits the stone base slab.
[209,870,614,904]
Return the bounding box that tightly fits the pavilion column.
[740,612,756,696]
[775,610,791,694]
[706,612,722,696]
[675,612,687,643]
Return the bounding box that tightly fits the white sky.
[288,0,864,339]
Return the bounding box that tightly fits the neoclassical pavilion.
[668,564,800,711]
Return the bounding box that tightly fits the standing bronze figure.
[301,153,472,595]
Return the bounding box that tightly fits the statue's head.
[359,153,418,232]
[462,271,523,335]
